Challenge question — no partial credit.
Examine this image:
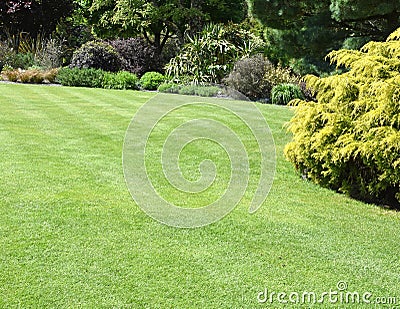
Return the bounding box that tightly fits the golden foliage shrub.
[285,27,400,208]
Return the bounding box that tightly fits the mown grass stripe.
[0,83,399,308]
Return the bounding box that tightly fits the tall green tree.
[250,0,400,74]
[80,0,247,55]
[330,0,400,38]
[0,0,74,39]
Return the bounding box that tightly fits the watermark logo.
[257,281,398,306]
[122,92,276,228]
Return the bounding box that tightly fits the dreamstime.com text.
[257,281,398,306]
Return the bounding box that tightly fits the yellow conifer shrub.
[285,27,400,208]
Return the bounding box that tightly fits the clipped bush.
[57,67,105,88]
[271,83,304,105]
[140,72,165,90]
[102,71,139,90]
[285,27,400,208]
[70,41,122,72]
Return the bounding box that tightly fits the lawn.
[0,83,399,308]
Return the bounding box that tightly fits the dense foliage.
[109,38,159,75]
[139,72,165,90]
[285,28,400,208]
[271,83,304,105]
[157,83,223,98]
[1,67,58,84]
[57,67,139,90]
[224,54,298,100]
[2,0,398,77]
[57,67,106,88]
[69,41,122,72]
[0,0,74,41]
[250,0,400,74]
[82,0,246,55]
[102,71,139,90]
[165,23,264,83]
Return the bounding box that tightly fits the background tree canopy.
[81,0,247,55]
[1,0,398,75]
[0,0,74,38]
[250,0,400,74]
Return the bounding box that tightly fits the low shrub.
[265,64,299,88]
[57,68,139,89]
[163,84,223,97]
[157,82,183,94]
[43,68,59,83]
[57,67,105,88]
[19,70,45,84]
[157,82,222,97]
[32,71,45,84]
[140,72,165,90]
[70,41,122,72]
[102,71,139,90]
[192,85,221,97]
[224,54,272,100]
[1,68,59,84]
[2,69,20,82]
[224,54,299,100]
[157,82,175,93]
[6,53,35,70]
[178,85,197,96]
[271,83,304,105]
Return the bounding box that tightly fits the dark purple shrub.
[109,38,158,76]
[110,37,179,76]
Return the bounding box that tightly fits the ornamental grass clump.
[285,27,400,208]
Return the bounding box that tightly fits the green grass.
[0,84,399,308]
